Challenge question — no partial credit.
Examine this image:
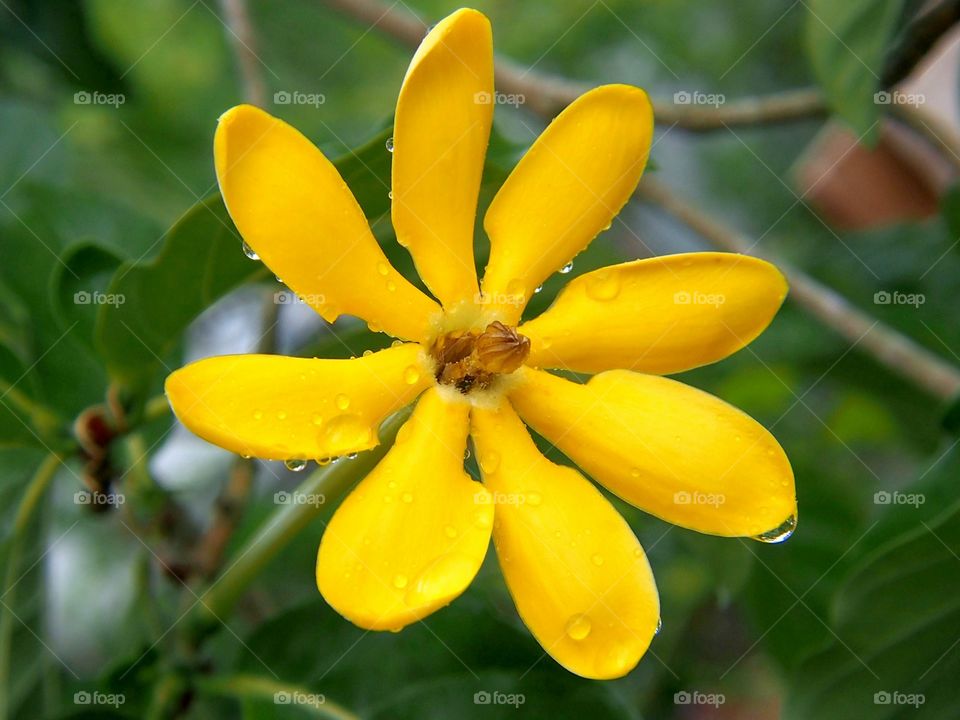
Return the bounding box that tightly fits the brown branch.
[219,0,268,106]
[638,177,960,401]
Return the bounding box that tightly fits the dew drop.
[376,261,389,276]
[655,617,663,636]
[585,269,621,301]
[630,467,641,479]
[560,261,574,274]
[241,241,259,260]
[393,574,408,589]
[479,451,500,474]
[444,524,458,539]
[753,514,796,543]
[284,458,307,472]
[253,409,264,421]
[347,452,358,460]
[401,491,414,504]
[385,136,395,153]
[311,414,324,426]
[526,491,542,507]
[386,280,397,292]
[403,365,420,385]
[335,394,350,410]
[591,553,604,566]
[275,275,283,283]
[534,284,544,294]
[388,191,394,200]
[317,457,332,466]
[388,480,397,489]
[565,614,592,640]
[276,410,288,420]
[464,448,471,460]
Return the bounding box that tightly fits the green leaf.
[335,125,394,220]
[94,194,267,395]
[805,0,904,141]
[786,499,960,719]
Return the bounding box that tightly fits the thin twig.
[638,177,960,401]
[219,0,268,105]
[320,0,826,129]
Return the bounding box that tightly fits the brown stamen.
[431,321,530,394]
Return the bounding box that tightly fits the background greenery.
[1,0,958,718]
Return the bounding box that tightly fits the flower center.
[431,321,530,394]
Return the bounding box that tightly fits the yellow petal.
[215,104,440,343]
[392,8,492,308]
[471,401,659,679]
[165,344,430,460]
[509,368,796,539]
[520,253,788,374]
[481,85,653,323]
[317,388,492,630]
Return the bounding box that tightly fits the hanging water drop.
[335,393,350,410]
[655,617,663,636]
[284,458,307,472]
[753,514,796,543]
[393,574,408,589]
[560,261,574,274]
[565,614,592,640]
[385,136,395,153]
[241,241,259,260]
[534,284,543,294]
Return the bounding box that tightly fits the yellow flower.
[165,8,795,679]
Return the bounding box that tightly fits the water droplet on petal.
[479,451,500,474]
[464,448,471,460]
[393,573,408,589]
[284,458,307,472]
[753,514,796,543]
[385,136,394,153]
[252,409,264,421]
[317,457,332,466]
[376,261,389,276]
[241,241,259,260]
[534,284,543,294]
[591,553,604,566]
[655,617,663,635]
[311,414,324,426]
[630,467,641,479]
[401,491,414,504]
[585,269,620,301]
[565,614,592,640]
[347,452,358,460]
[335,394,350,410]
[526,491,542,506]
[403,365,420,385]
[560,261,574,274]
[276,410,287,420]
[444,525,458,539]
[388,191,393,200]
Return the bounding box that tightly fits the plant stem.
[0,453,62,720]
[183,407,412,644]
[196,674,361,720]
[219,0,268,106]
[638,177,960,400]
